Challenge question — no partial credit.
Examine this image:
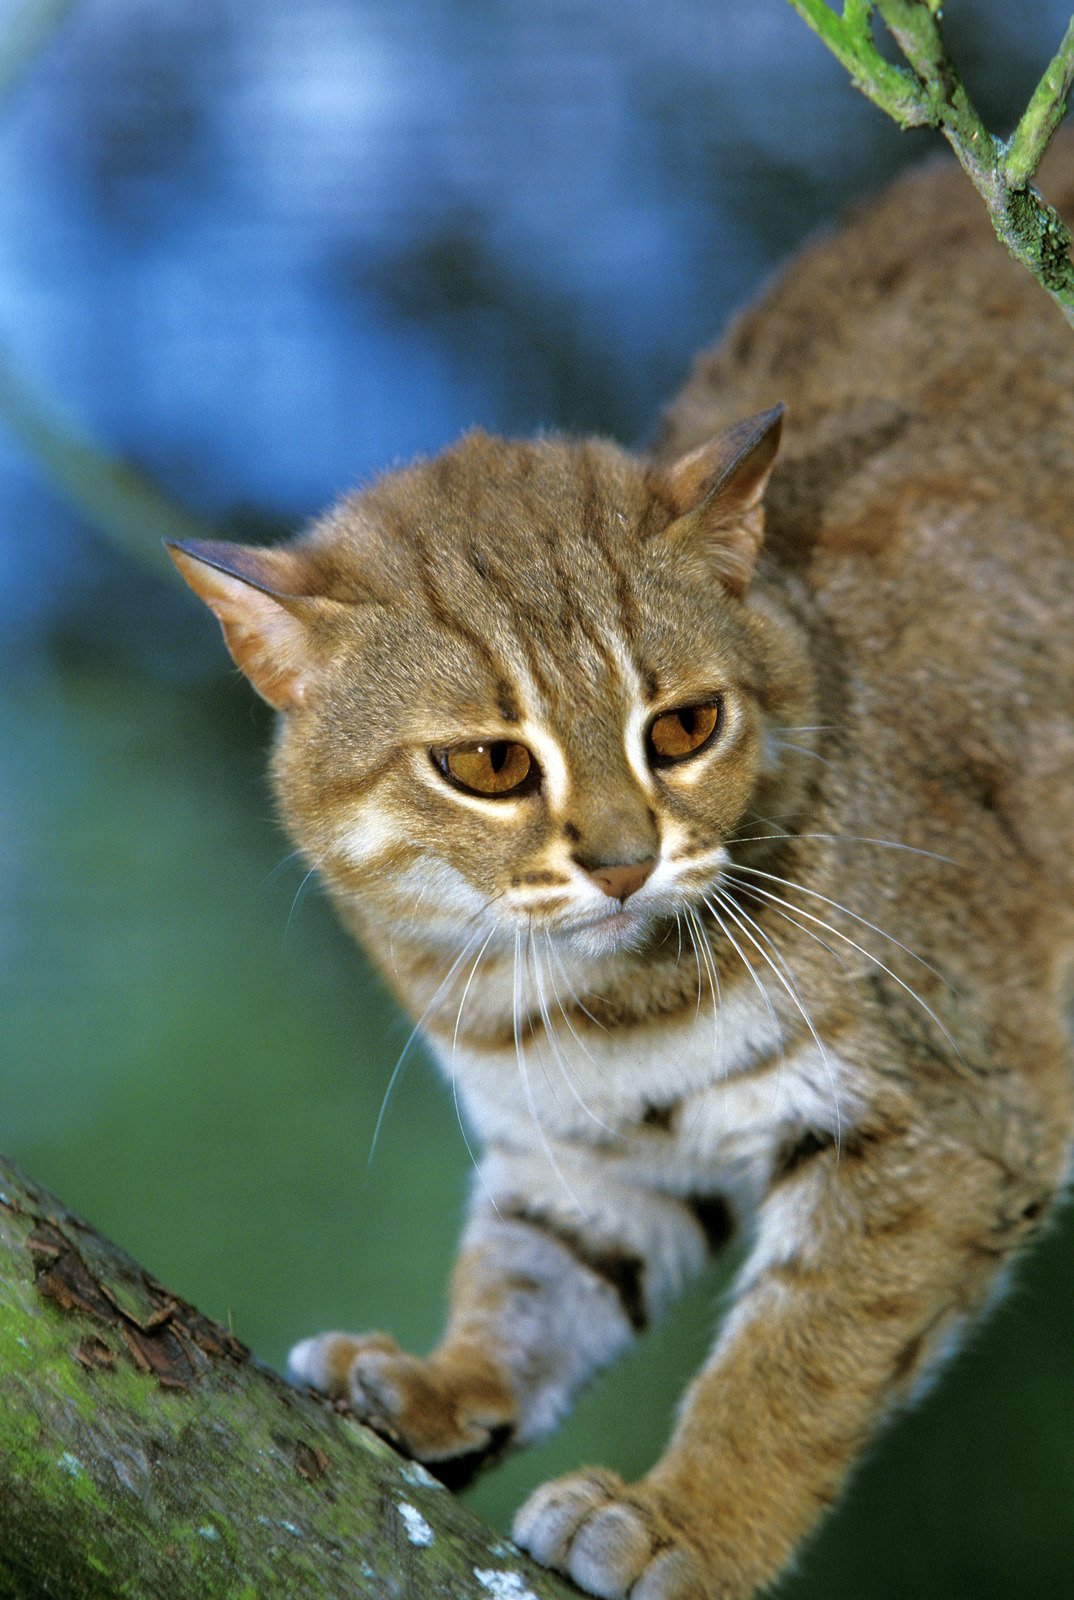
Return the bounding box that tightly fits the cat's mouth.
[574,906,638,935]
[555,901,655,954]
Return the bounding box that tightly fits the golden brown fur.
[171,133,1074,1600]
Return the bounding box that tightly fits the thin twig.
[785,0,931,126]
[786,1,1074,328]
[1004,17,1074,189]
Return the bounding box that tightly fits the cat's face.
[171,410,810,962]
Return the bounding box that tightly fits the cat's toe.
[629,1548,710,1600]
[287,1330,398,1400]
[513,1471,707,1600]
[348,1344,516,1482]
[513,1469,622,1566]
[288,1329,517,1486]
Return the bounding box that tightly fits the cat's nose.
[577,856,657,903]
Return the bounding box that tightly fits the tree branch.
[1005,17,1074,190]
[0,1152,578,1599]
[785,1,1074,328]
[783,0,931,126]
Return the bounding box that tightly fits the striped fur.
[175,136,1074,1600]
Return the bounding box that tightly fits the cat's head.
[170,408,813,961]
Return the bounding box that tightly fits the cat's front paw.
[287,1330,517,1488]
[513,1469,708,1600]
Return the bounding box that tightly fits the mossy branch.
[782,0,933,126]
[785,1,1074,327]
[1004,17,1074,189]
[0,1152,577,1600]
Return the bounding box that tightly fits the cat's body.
[172,134,1074,1600]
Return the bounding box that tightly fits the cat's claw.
[287,1330,517,1486]
[513,1469,708,1600]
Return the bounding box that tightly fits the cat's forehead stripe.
[532,503,620,679]
[405,515,527,701]
[367,433,670,740]
[575,447,646,642]
[430,443,644,703]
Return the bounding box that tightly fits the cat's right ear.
[650,404,785,598]
[167,539,332,710]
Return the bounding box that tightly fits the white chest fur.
[432,988,857,1222]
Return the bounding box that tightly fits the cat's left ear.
[167,539,342,710]
[650,404,784,598]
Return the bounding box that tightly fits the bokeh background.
[2,0,1072,1591]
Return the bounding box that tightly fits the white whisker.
[366,924,486,1171]
[680,908,724,1137]
[524,928,567,1117]
[726,863,951,982]
[724,830,957,864]
[450,930,500,1212]
[703,898,782,1048]
[542,934,604,1079]
[725,874,964,1061]
[733,883,854,978]
[682,909,705,1014]
[710,888,843,1151]
[263,847,305,885]
[283,866,319,941]
[770,739,837,769]
[687,907,722,1055]
[513,929,579,1204]
[452,932,496,1059]
[546,935,607,1031]
[532,934,617,1138]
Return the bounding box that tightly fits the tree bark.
[0,1153,579,1600]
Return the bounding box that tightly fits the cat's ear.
[651,404,784,597]
[167,539,334,710]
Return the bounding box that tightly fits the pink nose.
[583,858,657,903]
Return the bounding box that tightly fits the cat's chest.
[433,988,856,1211]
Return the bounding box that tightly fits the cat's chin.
[554,905,652,960]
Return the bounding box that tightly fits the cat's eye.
[432,740,537,798]
[647,699,722,766]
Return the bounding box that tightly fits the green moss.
[0,1160,584,1597]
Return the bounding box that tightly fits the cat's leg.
[514,1119,1059,1600]
[287,1148,726,1486]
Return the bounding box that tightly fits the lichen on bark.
[0,1154,577,1600]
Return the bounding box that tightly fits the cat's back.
[660,127,1074,505]
[659,129,1074,883]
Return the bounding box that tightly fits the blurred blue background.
[1,0,1072,1591]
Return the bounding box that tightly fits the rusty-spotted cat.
[170,136,1074,1600]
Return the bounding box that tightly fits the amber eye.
[647,700,722,766]
[432,740,537,797]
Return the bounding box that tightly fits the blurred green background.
[1,1,1072,1593]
